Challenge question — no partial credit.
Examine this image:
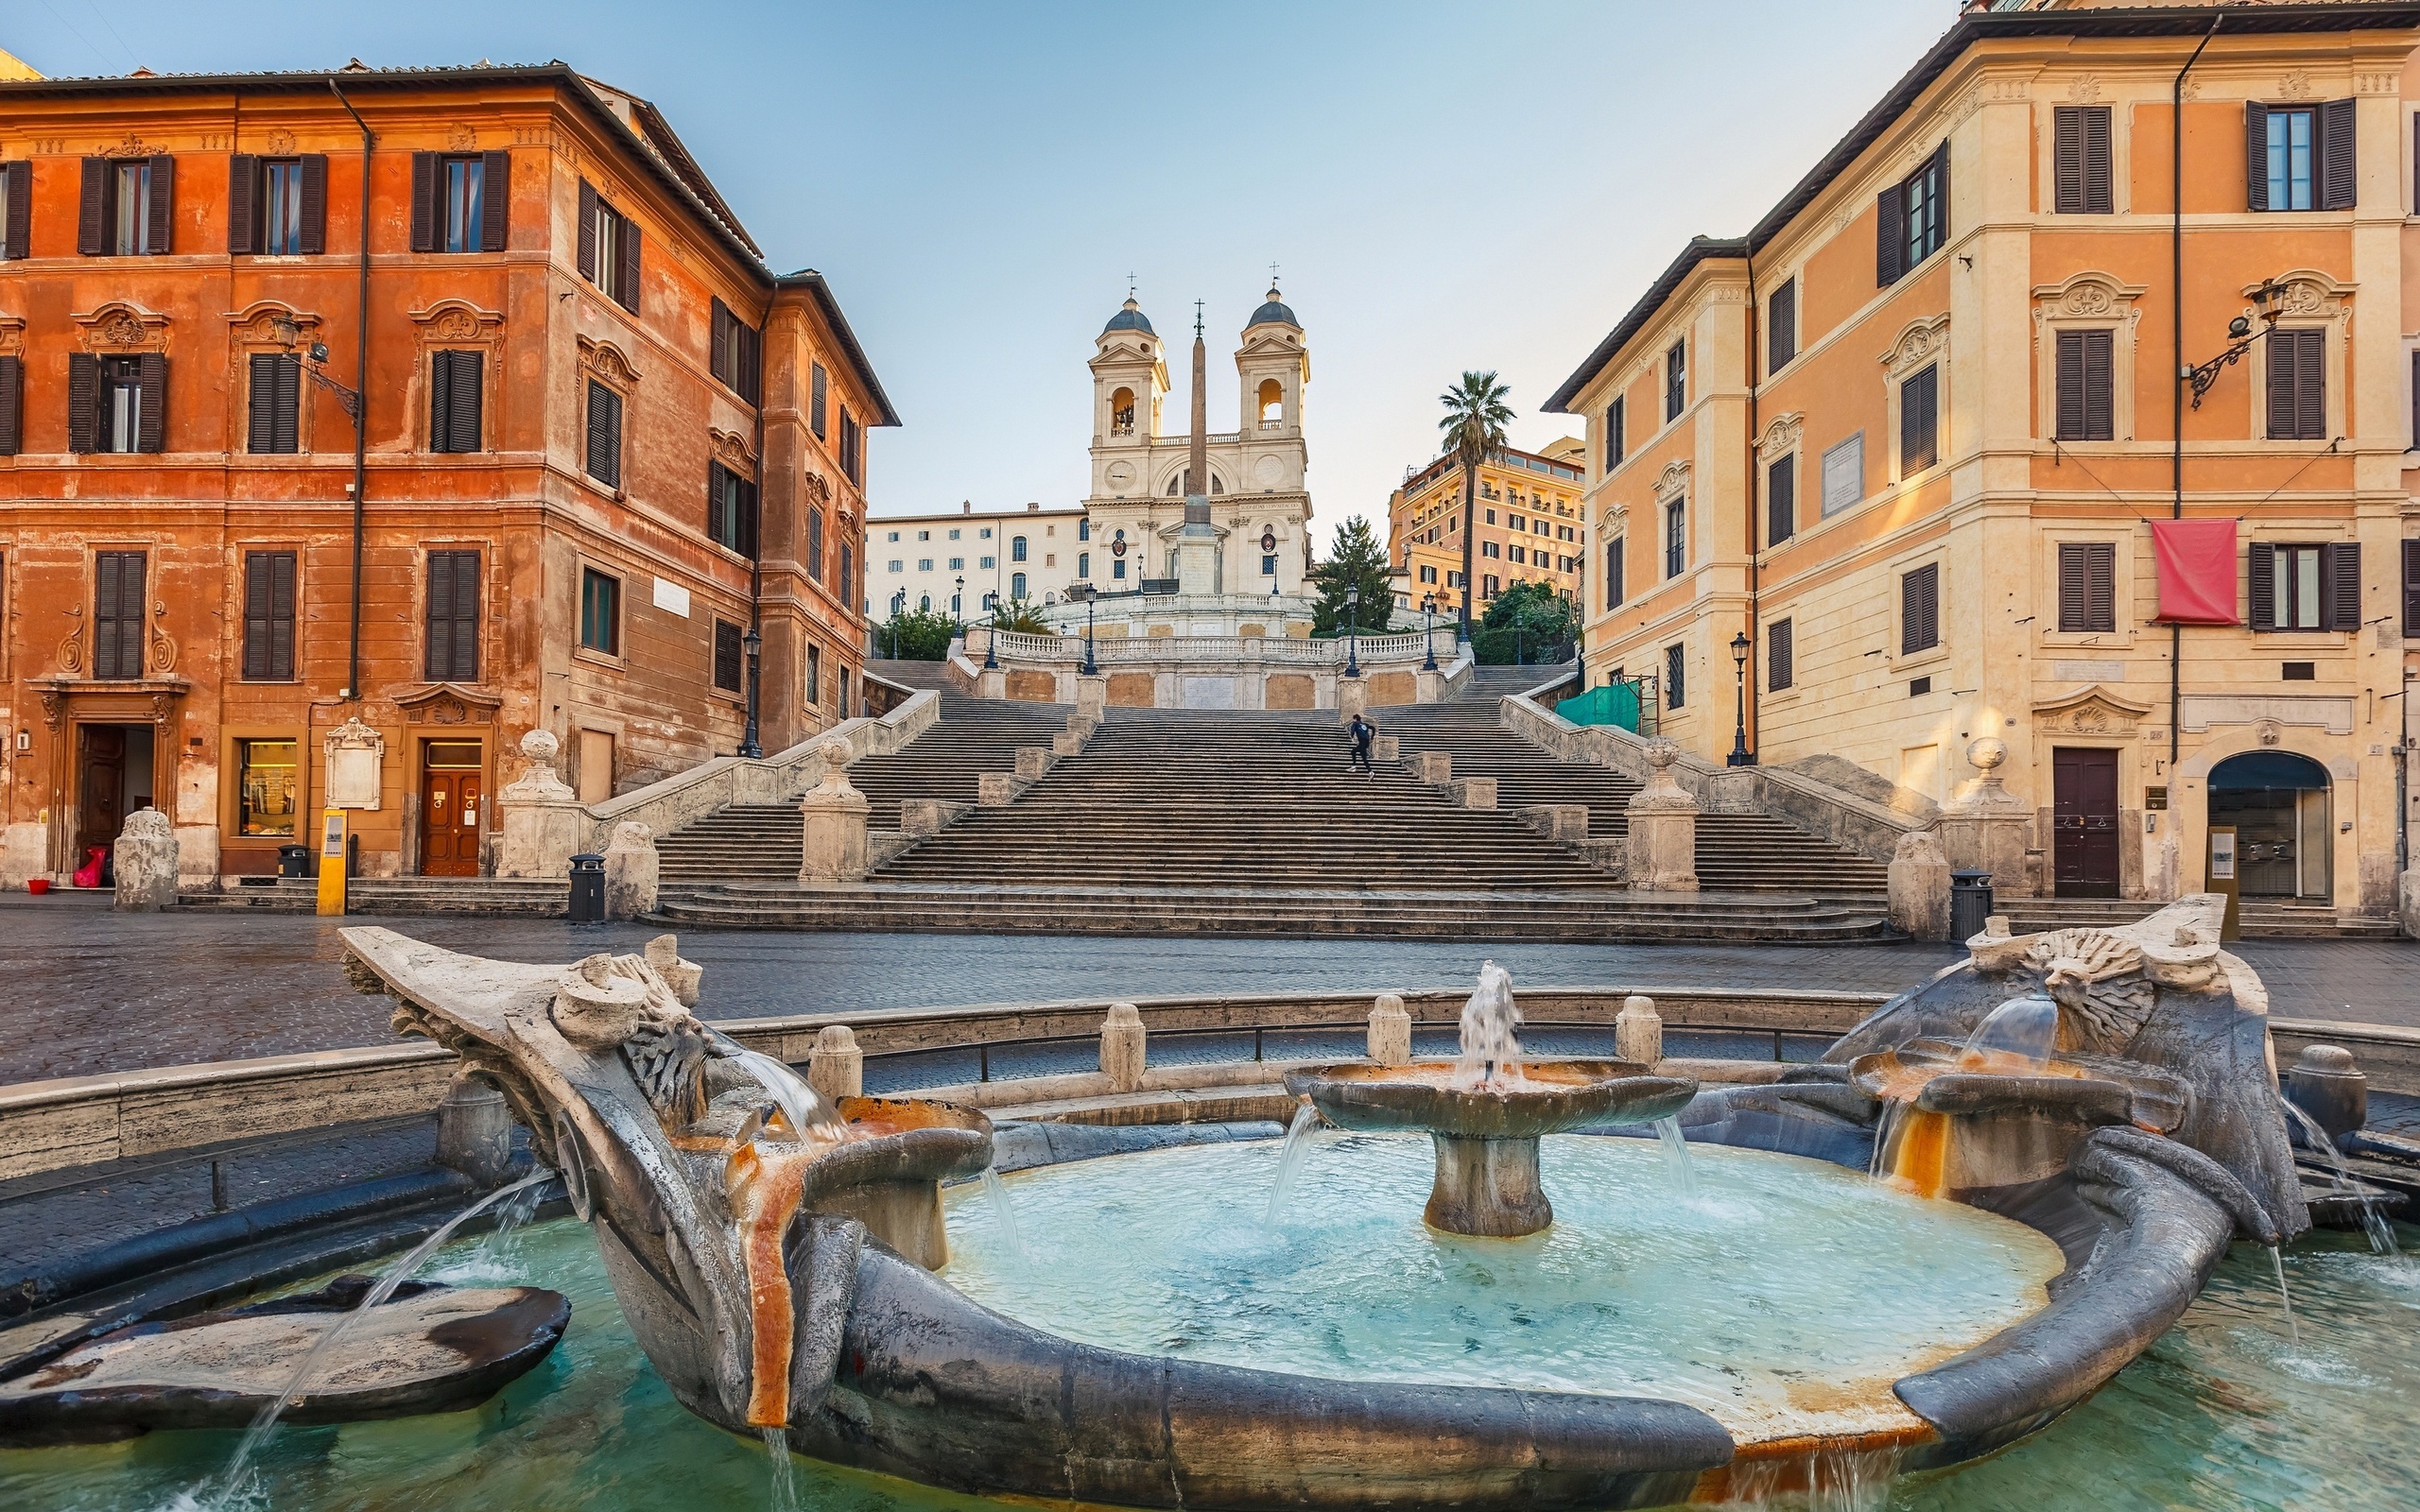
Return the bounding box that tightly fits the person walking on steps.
[1348,713,1375,777]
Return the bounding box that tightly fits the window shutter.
[2054,107,2083,213]
[248,352,278,453]
[78,157,106,255]
[299,154,327,255]
[429,351,454,451]
[2266,333,2298,438]
[1876,183,1905,285]
[2055,331,2086,440]
[616,215,641,312]
[2081,328,2113,439]
[1901,367,1938,472]
[2295,330,2325,439]
[243,552,272,681]
[1931,140,1951,243]
[706,461,727,540]
[2323,542,2361,631]
[95,553,141,679]
[2086,541,2116,633]
[444,351,482,453]
[1605,538,1624,610]
[409,153,437,252]
[269,551,297,680]
[586,383,621,487]
[2248,542,2277,629]
[807,506,825,581]
[1901,562,1938,655]
[2058,541,2090,632]
[144,155,172,254]
[274,354,300,453]
[0,355,19,455]
[742,479,760,560]
[714,620,742,693]
[743,321,762,405]
[2,163,28,259]
[2082,107,2113,214]
[2404,539,2420,638]
[2245,103,2271,212]
[2319,98,2357,210]
[425,551,480,681]
[136,352,166,453]
[1769,618,1793,692]
[577,180,597,280]
[228,154,257,253]
[67,353,98,453]
[1768,279,1795,373]
[1767,455,1794,546]
[711,299,730,385]
[479,149,510,251]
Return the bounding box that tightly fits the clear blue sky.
[9,0,1952,547]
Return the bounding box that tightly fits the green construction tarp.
[1556,682,1641,732]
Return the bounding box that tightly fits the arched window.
[1011,572,1027,598]
[1257,378,1283,427]
[1078,551,1090,577]
[1110,387,1135,436]
[1078,518,1091,541]
[917,593,930,612]
[1011,536,1028,562]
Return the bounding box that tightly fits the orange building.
[0,63,894,885]
[1385,439,1586,621]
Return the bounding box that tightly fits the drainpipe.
[329,78,372,705]
[2169,18,2220,772]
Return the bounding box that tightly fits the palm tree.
[1438,370,1512,639]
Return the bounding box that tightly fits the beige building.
[1547,1,2420,922]
[869,501,1090,622]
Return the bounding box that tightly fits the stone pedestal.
[1368,993,1411,1066]
[1015,747,1053,781]
[434,1071,517,1187]
[809,1024,864,1102]
[1446,776,1497,810]
[603,820,659,920]
[977,772,1015,806]
[1100,1003,1146,1091]
[1939,737,2034,898]
[798,739,870,885]
[496,730,585,879]
[1616,994,1662,1066]
[1426,1134,1552,1238]
[1888,830,1954,941]
[1411,751,1452,784]
[112,807,178,911]
[1052,730,1084,757]
[1519,804,1589,841]
[1373,735,1400,762]
[1066,712,1098,740]
[1623,739,1699,892]
[1075,677,1107,720]
[1339,678,1369,719]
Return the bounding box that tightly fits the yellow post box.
[316,808,349,916]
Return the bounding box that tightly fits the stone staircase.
[1991,896,2401,940]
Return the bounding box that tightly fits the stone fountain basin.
[1849,1040,2187,1132]
[1283,1059,1698,1138]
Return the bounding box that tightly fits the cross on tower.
[1126,271,1136,299]
[1269,261,1280,285]
[1194,299,1204,337]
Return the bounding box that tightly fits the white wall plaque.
[323,716,386,810]
[652,576,691,617]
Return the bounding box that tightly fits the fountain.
[1282,960,1696,1235]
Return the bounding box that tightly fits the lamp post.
[1344,586,1362,679]
[1420,593,1439,672]
[1726,630,1754,767]
[1081,587,1098,675]
[982,591,1000,670]
[739,626,764,758]
[954,575,965,636]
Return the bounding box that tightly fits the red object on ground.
[72,845,107,888]
[2151,519,2240,625]
[26,878,49,895]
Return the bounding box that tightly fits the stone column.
[1887,829,1953,941]
[1623,739,1700,892]
[1616,994,1663,1067]
[1100,1002,1146,1091]
[1937,737,2033,897]
[603,820,659,919]
[112,807,179,911]
[434,1070,517,1187]
[1368,992,1411,1065]
[798,739,870,885]
[808,1024,864,1102]
[496,729,586,879]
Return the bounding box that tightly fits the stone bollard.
[1015,747,1053,781]
[496,728,585,878]
[1616,994,1663,1068]
[603,819,660,919]
[112,806,179,911]
[1411,751,1453,784]
[1373,735,1400,762]
[434,1070,518,1187]
[1065,712,1098,739]
[798,738,870,885]
[1100,1002,1146,1092]
[1887,830,1953,941]
[1053,730,1084,757]
[1076,675,1108,720]
[1368,993,1412,1066]
[1447,776,1498,810]
[809,1024,864,1103]
[1623,738,1699,892]
[1339,678,1369,719]
[977,772,1016,806]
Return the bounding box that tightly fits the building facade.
[0,62,894,885]
[1547,0,2420,918]
[869,500,1091,622]
[1386,438,1587,618]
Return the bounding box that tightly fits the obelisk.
[1176,300,1219,592]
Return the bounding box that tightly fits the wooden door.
[2052,747,2120,899]
[75,726,127,861]
[420,763,482,877]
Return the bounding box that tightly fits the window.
[709,463,759,557]
[2404,539,2420,639]
[1664,341,1685,422]
[116,160,154,255]
[1900,365,1940,473]
[1485,509,1495,525]
[1768,618,1793,692]
[1011,572,1028,598]
[806,643,822,705]
[2054,330,2114,441]
[1768,277,1797,373]
[74,353,163,455]
[840,407,862,484]
[1664,499,1685,578]
[0,161,26,261]
[78,155,171,255]
[2266,329,2326,440]
[804,506,825,580]
[1665,643,1685,710]
[233,155,325,255]
[1010,535,1028,563]
[234,738,300,838]
[713,620,743,693]
[428,349,483,453]
[443,157,484,251]
[2053,106,2114,215]
[1509,545,1527,565]
[1605,538,1624,610]
[979,527,992,539]
[917,530,929,541]
[1510,513,1525,532]
[247,352,301,454]
[917,558,932,572]
[838,544,853,609]
[1877,142,1947,285]
[1078,518,1091,541]
[888,559,902,574]
[809,364,828,438]
[1767,455,1795,547]
[2057,541,2117,634]
[578,181,639,310]
[1901,562,1940,655]
[1821,433,1863,517]
[708,299,763,404]
[2249,100,2353,212]
[1481,541,1499,559]
[424,550,480,680]
[1607,399,1626,467]
[242,550,298,680]
[408,151,508,253]
[579,568,621,656]
[1483,574,1500,597]
[1112,558,1127,580]
[1078,551,1091,577]
[979,556,995,570]
[948,528,961,541]
[2250,541,2360,631]
[584,380,622,487]
[948,557,964,571]
[94,551,147,679]
[886,530,900,543]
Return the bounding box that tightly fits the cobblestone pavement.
[1,898,2411,1083]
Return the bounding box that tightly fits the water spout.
[1653,1116,1697,1198]
[730,1049,845,1143]
[1868,1100,1902,1182]
[1454,959,1523,1089]
[2269,1245,2300,1350]
[978,1166,1028,1267]
[1265,1101,1322,1226]
[1961,992,2060,1073]
[763,1426,800,1512]
[2282,1102,2401,1258]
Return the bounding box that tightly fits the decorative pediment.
[226,300,320,346]
[0,316,22,356]
[1880,313,1949,376]
[2031,271,2147,322]
[73,301,170,352]
[411,299,504,344]
[100,133,154,160]
[2254,270,2354,320]
[2033,683,2155,736]
[395,682,503,725]
[803,472,832,507]
[1652,460,1691,503]
[1598,500,1627,529]
[577,336,640,389]
[709,428,755,473]
[1755,411,1805,456]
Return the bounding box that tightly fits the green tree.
[1437,370,1513,639]
[1307,515,1397,638]
[874,607,958,661]
[1472,579,1579,665]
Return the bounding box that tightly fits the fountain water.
[2268,1246,2300,1350]
[1960,991,2060,1071]
[977,1166,1028,1267]
[1454,960,1523,1088]
[2282,1102,2402,1258]
[1652,1116,1697,1197]
[760,1427,799,1512]
[1265,1101,1322,1225]
[728,1049,845,1141]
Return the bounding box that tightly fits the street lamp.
[2187,278,2292,409]
[1420,593,1438,671]
[1081,586,1099,675]
[1726,629,1754,768]
[1344,586,1362,679]
[739,626,764,758]
[954,575,965,636]
[268,312,362,423]
[982,590,1000,670]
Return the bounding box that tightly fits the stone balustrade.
[952,627,1473,711]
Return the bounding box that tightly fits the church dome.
[1248,285,1299,330]
[1102,297,1154,335]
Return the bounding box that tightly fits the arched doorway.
[2208,750,2330,901]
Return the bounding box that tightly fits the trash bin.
[277,844,311,879]
[568,853,606,923]
[1948,868,1995,941]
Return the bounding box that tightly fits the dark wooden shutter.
[2267,333,2298,438]
[429,351,454,451]
[1768,279,1795,373]
[0,355,19,455]
[706,461,728,542]
[1901,562,1938,654]
[742,480,760,560]
[271,353,299,452]
[144,155,172,253]
[2054,107,2083,213]
[95,551,147,679]
[1876,182,1905,285]
[299,154,327,255]
[2323,542,2361,631]
[425,550,481,681]
[1605,396,1623,470]
[714,620,742,692]
[2319,98,2357,210]
[408,153,437,251]
[2,163,28,259]
[1931,140,1950,246]
[2059,541,2116,632]
[433,350,482,453]
[2057,330,2114,440]
[78,157,107,254]
[2404,539,2420,638]
[2296,329,2325,439]
[2245,103,2271,212]
[577,180,597,280]
[810,364,827,438]
[1768,618,1792,692]
[1767,455,1794,546]
[135,353,165,453]
[839,542,852,606]
[807,506,825,580]
[248,352,278,453]
[585,382,621,486]
[2248,542,2277,629]
[243,550,297,680]
[2055,331,2085,440]
[616,214,641,312]
[67,353,98,453]
[710,299,731,386]
[2058,541,2089,632]
[227,154,258,253]
[479,149,509,251]
[2055,106,2113,214]
[1902,366,1938,472]
[1605,538,1623,610]
[742,320,762,405]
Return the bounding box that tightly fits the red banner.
[2151,519,2239,626]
